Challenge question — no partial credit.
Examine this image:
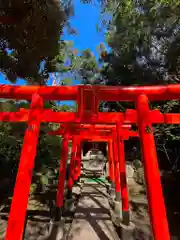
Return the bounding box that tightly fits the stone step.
[67,181,120,240]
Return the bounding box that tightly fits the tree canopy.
[94,0,179,86]
[0,0,74,84]
[1,5,180,235]
[0,0,180,175]
[78,0,180,172]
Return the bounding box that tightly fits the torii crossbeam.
[0,84,175,240]
[48,123,139,226]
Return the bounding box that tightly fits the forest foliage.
[0,0,180,192]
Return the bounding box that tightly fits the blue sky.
[63,0,105,57]
[0,0,105,86]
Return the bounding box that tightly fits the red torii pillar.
[49,124,138,226]
[0,83,174,240]
[55,131,70,221]
[112,133,121,203]
[71,127,117,185]
[67,136,78,199]
[78,135,116,188]
[49,126,115,204]
[117,123,131,226]
[78,132,131,231]
[136,95,169,240]
[5,94,43,240]
[73,137,82,183]
[112,125,139,228]
[49,124,115,182]
[107,140,114,183]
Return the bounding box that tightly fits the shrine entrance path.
[67,180,120,240]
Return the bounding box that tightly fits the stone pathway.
[67,181,120,240]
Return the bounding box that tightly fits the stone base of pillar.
[119,222,135,240]
[122,210,130,226]
[54,207,63,222]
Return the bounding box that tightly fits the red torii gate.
[48,123,138,226]
[1,84,180,240]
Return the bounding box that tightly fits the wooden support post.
[55,133,69,221]
[5,94,43,240]
[136,94,170,240]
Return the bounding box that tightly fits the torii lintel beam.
[1,109,180,124]
[1,84,180,101]
[49,123,132,135]
[48,127,138,140]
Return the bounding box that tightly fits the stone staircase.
[82,150,107,177]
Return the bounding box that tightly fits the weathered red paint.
[108,140,114,182]
[48,124,138,140]
[77,86,99,120]
[0,83,174,239]
[1,109,180,125]
[0,85,78,100]
[74,139,82,181]
[56,134,69,208]
[67,137,78,190]
[112,135,121,201]
[5,94,43,240]
[116,122,129,217]
[136,94,170,240]
[1,83,180,101]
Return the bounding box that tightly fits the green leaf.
[61,77,73,85]
[40,175,49,185]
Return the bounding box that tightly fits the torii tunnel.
[2,83,180,240]
[48,123,139,226]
